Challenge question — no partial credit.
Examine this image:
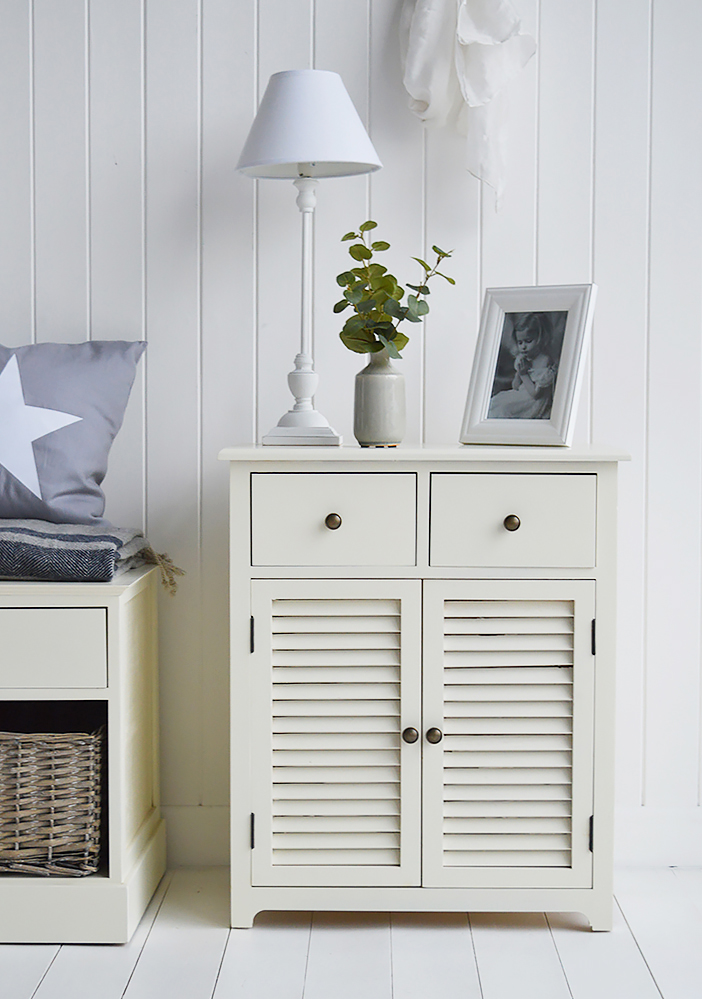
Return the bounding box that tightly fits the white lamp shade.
[237,69,382,179]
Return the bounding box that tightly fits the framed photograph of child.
[459,284,597,446]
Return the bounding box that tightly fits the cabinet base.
[0,819,167,943]
[231,885,612,932]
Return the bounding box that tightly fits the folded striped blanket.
[0,520,183,593]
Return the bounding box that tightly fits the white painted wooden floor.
[3,867,702,999]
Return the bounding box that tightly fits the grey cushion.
[0,340,146,525]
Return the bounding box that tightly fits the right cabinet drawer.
[430,473,597,568]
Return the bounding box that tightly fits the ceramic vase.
[353,348,406,447]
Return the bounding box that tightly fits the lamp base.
[262,423,342,446]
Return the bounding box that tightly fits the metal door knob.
[503,514,521,532]
[325,513,342,530]
[426,727,443,744]
[402,727,419,744]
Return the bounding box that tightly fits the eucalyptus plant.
[334,221,454,358]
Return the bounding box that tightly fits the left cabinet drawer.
[251,472,417,566]
[0,608,107,688]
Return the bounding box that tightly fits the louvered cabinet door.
[422,579,596,889]
[250,579,422,887]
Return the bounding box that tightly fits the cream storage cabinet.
[220,446,622,930]
[0,568,166,943]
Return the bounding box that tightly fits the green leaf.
[384,298,405,320]
[340,327,377,353]
[349,243,373,261]
[333,300,349,313]
[356,298,377,314]
[437,272,456,284]
[371,240,390,251]
[392,330,409,352]
[359,220,378,231]
[343,314,368,333]
[344,287,364,305]
[341,232,357,241]
[432,245,450,257]
[368,263,388,277]
[336,270,356,286]
[412,257,431,271]
[377,333,402,359]
[407,283,430,294]
[415,300,429,316]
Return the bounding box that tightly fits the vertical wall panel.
[644,0,702,807]
[0,1,33,344]
[480,0,538,290]
[33,0,88,341]
[145,0,203,805]
[312,0,371,442]
[200,0,256,805]
[537,0,595,446]
[90,0,146,531]
[592,0,651,809]
[255,0,312,442]
[369,0,425,444]
[422,125,480,445]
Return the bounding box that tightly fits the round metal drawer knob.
[503,514,521,532]
[324,513,342,530]
[402,727,419,744]
[426,727,443,744]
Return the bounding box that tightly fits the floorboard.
[390,912,482,999]
[303,913,392,999]
[615,868,702,999]
[31,872,173,999]
[213,911,311,999]
[0,944,59,999]
[547,904,662,999]
[1,868,702,999]
[469,912,572,999]
[121,868,229,999]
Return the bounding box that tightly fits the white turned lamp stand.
[236,69,382,446]
[262,178,341,445]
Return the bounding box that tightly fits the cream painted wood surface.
[0,569,165,944]
[225,448,618,929]
[251,473,417,566]
[429,473,597,568]
[0,0,699,866]
[0,608,107,687]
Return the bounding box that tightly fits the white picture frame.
[459,284,597,446]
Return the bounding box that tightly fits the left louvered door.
[250,579,422,887]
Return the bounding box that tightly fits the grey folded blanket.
[0,520,184,593]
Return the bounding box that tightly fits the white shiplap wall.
[0,0,700,865]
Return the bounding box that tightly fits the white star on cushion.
[0,354,83,499]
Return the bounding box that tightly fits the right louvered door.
[250,578,422,887]
[422,579,595,889]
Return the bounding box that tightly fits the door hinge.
[250,813,255,849]
[589,815,594,852]
[591,619,596,656]
[250,616,255,653]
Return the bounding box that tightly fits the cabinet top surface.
[219,444,628,464]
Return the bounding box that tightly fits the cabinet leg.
[584,898,613,932]
[230,901,256,929]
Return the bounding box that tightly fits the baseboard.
[615,806,702,866]
[162,806,229,866]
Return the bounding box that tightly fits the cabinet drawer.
[251,473,417,566]
[0,608,107,688]
[430,473,596,568]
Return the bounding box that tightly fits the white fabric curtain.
[400,0,536,200]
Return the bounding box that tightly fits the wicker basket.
[0,728,104,876]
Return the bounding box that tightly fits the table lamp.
[237,69,382,445]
